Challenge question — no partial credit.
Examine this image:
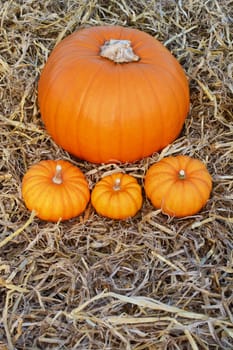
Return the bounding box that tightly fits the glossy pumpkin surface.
[38,25,189,164]
[22,160,90,221]
[144,155,212,217]
[91,173,142,219]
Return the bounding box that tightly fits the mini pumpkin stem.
[52,164,63,184]
[179,169,186,180]
[113,178,121,191]
[100,39,140,63]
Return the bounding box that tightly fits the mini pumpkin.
[22,160,90,221]
[38,25,189,164]
[91,173,142,219]
[144,155,212,217]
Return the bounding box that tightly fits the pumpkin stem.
[113,178,121,191]
[52,164,63,184]
[179,169,186,180]
[100,39,140,63]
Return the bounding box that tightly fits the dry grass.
[0,0,233,349]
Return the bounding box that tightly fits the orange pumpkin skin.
[38,25,189,164]
[22,160,90,222]
[144,155,212,217]
[91,173,142,219]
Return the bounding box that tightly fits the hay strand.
[1,0,233,349]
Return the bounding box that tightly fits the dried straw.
[0,0,233,349]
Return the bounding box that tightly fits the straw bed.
[0,1,232,349]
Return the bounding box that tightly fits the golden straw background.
[0,1,232,349]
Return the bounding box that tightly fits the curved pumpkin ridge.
[115,65,123,161]
[109,63,146,162]
[161,184,176,216]
[177,155,197,174]
[54,179,89,221]
[76,61,124,162]
[62,171,85,180]
[100,63,124,162]
[183,183,202,216]
[42,82,69,148]
[23,173,49,183]
[39,62,70,137]
[72,62,109,162]
[169,181,204,217]
[110,193,123,219]
[22,178,49,200]
[139,64,167,159]
[153,50,189,112]
[24,161,52,178]
[189,173,212,191]
[186,165,212,182]
[137,64,165,153]
[91,184,112,207]
[165,77,188,139]
[182,181,204,216]
[63,63,106,158]
[95,62,139,163]
[146,172,176,190]
[161,181,196,217]
[54,191,72,221]
[119,176,141,191]
[158,179,177,209]
[22,170,58,193]
[59,185,74,220]
[69,32,101,53]
[187,173,212,202]
[128,80,145,161]
[123,182,141,191]
[34,184,57,220]
[53,185,67,220]
[118,192,137,218]
[165,156,185,172]
[109,192,121,219]
[145,161,178,186]
[47,188,64,221]
[22,181,40,210]
[151,77,167,150]
[139,41,189,118]
[159,181,182,216]
[176,157,212,193]
[124,189,142,212]
[92,190,113,217]
[43,186,67,221]
[58,184,80,220]
[67,180,90,204]
[38,30,103,108]
[187,178,209,205]
[140,64,187,148]
[146,176,175,208]
[162,61,189,114]
[123,65,150,161]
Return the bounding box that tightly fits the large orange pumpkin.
[38,25,189,164]
[144,155,212,217]
[22,160,90,221]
